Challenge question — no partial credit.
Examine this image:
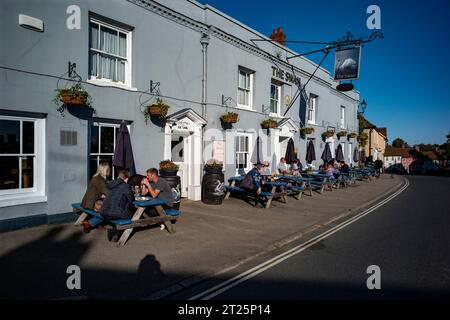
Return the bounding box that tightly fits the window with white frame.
[307,94,317,124]
[340,106,346,128]
[235,134,251,172]
[89,17,131,85]
[90,123,128,179]
[238,68,253,108]
[0,117,45,199]
[270,81,281,115]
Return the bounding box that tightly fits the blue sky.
[199,0,450,145]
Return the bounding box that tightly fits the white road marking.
[188,178,410,300]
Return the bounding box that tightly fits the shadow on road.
[0,227,167,299]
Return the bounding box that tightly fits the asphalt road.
[191,175,450,300]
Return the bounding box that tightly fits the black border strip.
[89,11,135,31]
[0,109,47,119]
[92,117,133,125]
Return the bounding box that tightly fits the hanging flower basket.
[300,127,315,135]
[220,112,239,124]
[337,130,348,137]
[144,98,170,122]
[322,130,335,138]
[54,86,90,105]
[53,84,93,117]
[60,89,88,105]
[347,132,358,139]
[261,119,279,129]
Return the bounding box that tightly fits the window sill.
[236,104,253,111]
[0,194,47,208]
[269,113,283,119]
[87,79,137,92]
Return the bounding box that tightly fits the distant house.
[384,146,413,173]
[410,146,445,174]
[359,114,387,161]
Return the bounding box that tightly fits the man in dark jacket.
[239,164,263,208]
[82,170,134,233]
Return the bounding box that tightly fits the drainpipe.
[200,31,210,182]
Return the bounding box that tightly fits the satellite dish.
[336,82,354,92]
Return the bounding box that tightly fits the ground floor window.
[0,118,36,191]
[90,122,127,179]
[235,134,251,173]
[0,116,45,200]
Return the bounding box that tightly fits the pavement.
[0,174,404,299]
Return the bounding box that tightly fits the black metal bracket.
[68,62,76,78]
[67,61,82,83]
[221,94,232,106]
[262,104,272,115]
[150,80,161,95]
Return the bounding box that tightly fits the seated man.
[141,168,175,230]
[341,162,350,174]
[239,163,264,208]
[277,157,288,174]
[82,170,134,233]
[141,168,175,207]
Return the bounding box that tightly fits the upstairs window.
[238,68,253,108]
[307,94,318,124]
[89,17,131,85]
[340,106,346,128]
[270,81,281,115]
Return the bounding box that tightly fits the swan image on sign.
[334,46,361,81]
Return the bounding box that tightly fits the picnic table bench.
[224,176,306,208]
[72,198,182,247]
[280,175,329,195]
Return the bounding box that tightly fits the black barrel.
[159,169,181,210]
[201,169,225,205]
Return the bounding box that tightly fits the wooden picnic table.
[276,175,317,196]
[72,197,181,247]
[224,175,307,207]
[116,198,177,246]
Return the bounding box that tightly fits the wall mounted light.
[358,99,367,114]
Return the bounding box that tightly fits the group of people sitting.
[319,159,350,179]
[80,163,174,234]
[238,158,353,208]
[237,158,306,208]
[276,157,304,176]
[256,158,304,177]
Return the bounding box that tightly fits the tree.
[392,138,409,148]
[444,131,450,159]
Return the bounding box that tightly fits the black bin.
[201,169,225,205]
[159,169,181,210]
